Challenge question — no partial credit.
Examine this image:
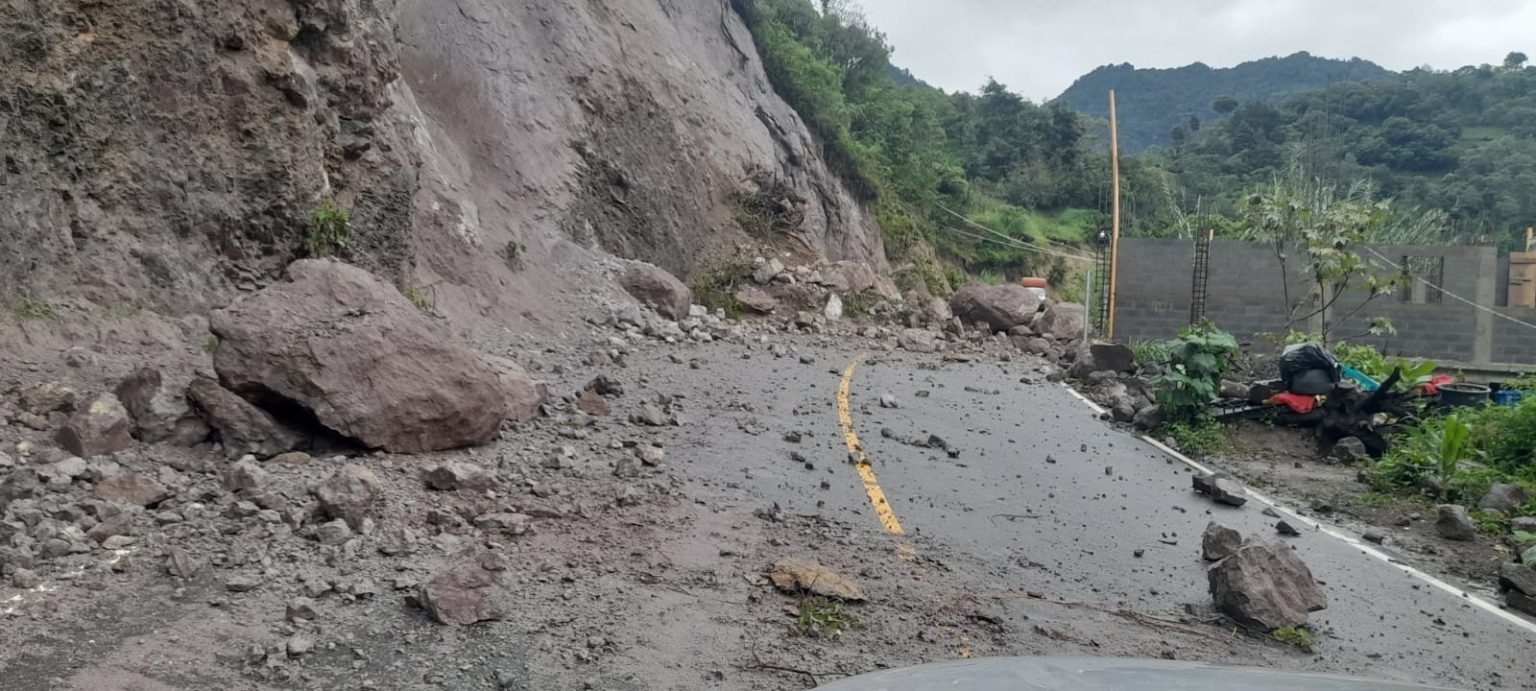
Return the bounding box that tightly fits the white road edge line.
[1057,383,1536,636]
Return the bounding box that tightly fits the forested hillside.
[1169,52,1536,247]
[1057,53,1396,153]
[734,0,1176,292]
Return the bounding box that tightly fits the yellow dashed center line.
[837,357,905,536]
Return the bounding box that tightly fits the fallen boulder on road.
[948,284,1041,333]
[1033,303,1085,342]
[1208,541,1327,629]
[1193,472,1248,507]
[619,262,692,321]
[210,259,508,453]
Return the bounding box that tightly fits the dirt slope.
[0,0,882,344]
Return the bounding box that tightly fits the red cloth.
[1267,392,1317,414]
[1422,375,1456,396]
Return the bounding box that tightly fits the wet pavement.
[667,344,1536,690]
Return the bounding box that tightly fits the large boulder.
[818,261,879,294]
[210,260,508,453]
[898,328,939,353]
[618,262,692,321]
[1034,303,1086,342]
[734,285,780,314]
[948,284,1042,333]
[1068,342,1137,378]
[186,378,302,459]
[1478,483,1530,514]
[54,393,135,458]
[1207,541,1327,629]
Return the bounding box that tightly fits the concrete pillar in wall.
[1474,246,1497,365]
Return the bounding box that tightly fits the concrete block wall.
[1110,239,1536,366]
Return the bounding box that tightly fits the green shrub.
[1159,419,1228,456]
[687,260,752,319]
[1129,339,1172,367]
[304,198,351,258]
[1272,626,1315,652]
[794,597,864,641]
[12,298,60,320]
[402,284,434,315]
[1153,320,1239,421]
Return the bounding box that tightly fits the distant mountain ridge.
[1055,52,1396,153]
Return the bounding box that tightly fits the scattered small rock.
[420,549,509,626]
[314,465,381,529]
[315,519,354,546]
[423,462,496,492]
[1434,504,1477,541]
[878,394,899,409]
[1276,520,1301,537]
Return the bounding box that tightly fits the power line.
[937,222,1095,264]
[1362,246,1536,332]
[934,203,1095,263]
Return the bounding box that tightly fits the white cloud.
[858,0,1534,100]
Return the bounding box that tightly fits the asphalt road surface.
[669,344,1536,690]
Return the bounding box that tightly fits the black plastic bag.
[1279,343,1341,395]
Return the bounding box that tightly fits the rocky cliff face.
[0,0,883,337]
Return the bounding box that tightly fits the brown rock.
[618,262,692,321]
[576,389,610,416]
[767,557,865,601]
[116,368,210,445]
[423,462,495,491]
[485,356,545,423]
[186,378,302,459]
[1202,522,1243,562]
[734,285,780,314]
[93,473,170,507]
[210,260,508,453]
[19,382,77,416]
[420,549,508,625]
[55,394,135,457]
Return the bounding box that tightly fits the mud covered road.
[3,336,1532,690]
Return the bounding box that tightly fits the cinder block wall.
[1110,239,1534,366]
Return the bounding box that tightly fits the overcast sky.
[859,0,1534,101]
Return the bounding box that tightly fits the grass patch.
[794,597,863,641]
[1473,509,1510,536]
[1271,626,1315,652]
[841,292,878,318]
[402,284,435,315]
[303,198,351,258]
[1129,339,1171,368]
[13,298,60,320]
[687,260,752,319]
[1159,419,1228,457]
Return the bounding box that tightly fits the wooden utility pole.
[1106,90,1122,341]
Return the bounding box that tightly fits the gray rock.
[619,262,692,321]
[186,378,301,459]
[222,459,269,494]
[1276,520,1301,537]
[823,293,844,321]
[752,258,784,285]
[1499,561,1536,596]
[1210,477,1248,507]
[286,597,318,622]
[1435,504,1478,541]
[472,512,530,536]
[636,445,665,466]
[1132,404,1164,431]
[211,260,509,453]
[19,382,77,416]
[1069,342,1137,379]
[1509,590,1536,617]
[948,284,1042,332]
[285,636,314,658]
[314,465,381,529]
[12,567,43,589]
[897,328,939,353]
[1202,522,1243,561]
[1033,303,1085,342]
[423,462,496,492]
[225,574,262,592]
[420,549,508,625]
[1477,483,1530,514]
[1329,437,1368,463]
[55,393,134,458]
[734,285,780,314]
[629,402,671,427]
[1208,541,1327,629]
[315,519,354,546]
[1513,516,1536,534]
[878,394,899,409]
